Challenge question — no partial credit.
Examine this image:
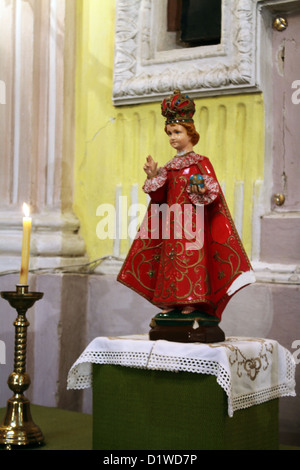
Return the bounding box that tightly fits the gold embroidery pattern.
[153,240,210,301]
[218,192,252,270]
[123,238,162,293]
[210,338,274,381]
[212,235,244,294]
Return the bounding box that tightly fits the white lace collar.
[164,152,204,170]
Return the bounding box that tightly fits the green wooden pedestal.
[92,364,279,450]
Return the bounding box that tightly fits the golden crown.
[161,90,195,125]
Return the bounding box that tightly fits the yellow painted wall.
[74,0,265,263]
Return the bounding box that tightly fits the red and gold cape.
[117,152,255,319]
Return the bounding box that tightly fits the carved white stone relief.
[113,0,261,105]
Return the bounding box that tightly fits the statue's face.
[166,124,192,153]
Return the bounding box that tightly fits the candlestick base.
[0,285,44,449]
[0,395,44,449]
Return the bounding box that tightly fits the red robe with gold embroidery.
[117,152,255,319]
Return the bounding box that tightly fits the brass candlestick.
[0,284,44,449]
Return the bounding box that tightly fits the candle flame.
[22,202,30,218]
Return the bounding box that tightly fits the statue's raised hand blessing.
[143,155,158,179]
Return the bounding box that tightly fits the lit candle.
[19,203,32,285]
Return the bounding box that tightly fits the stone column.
[0,0,86,275]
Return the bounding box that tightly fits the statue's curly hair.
[164,122,200,146]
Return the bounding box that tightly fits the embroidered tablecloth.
[67,335,296,417]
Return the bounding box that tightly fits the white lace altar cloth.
[67,335,296,417]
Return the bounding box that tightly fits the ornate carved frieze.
[113,0,260,105]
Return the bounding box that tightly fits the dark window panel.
[181,0,222,46]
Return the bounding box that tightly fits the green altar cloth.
[93,364,279,450]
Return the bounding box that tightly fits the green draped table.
[68,335,296,450]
